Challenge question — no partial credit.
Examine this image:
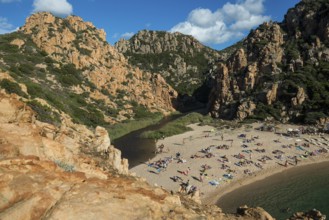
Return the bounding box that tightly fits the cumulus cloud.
[170,0,270,45]
[0,0,20,3]
[0,17,17,34]
[121,32,134,39]
[33,0,73,17]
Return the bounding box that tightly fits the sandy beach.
[130,122,329,204]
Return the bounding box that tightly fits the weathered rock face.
[291,87,306,106]
[209,0,329,122]
[284,0,329,43]
[236,206,274,220]
[115,30,221,96]
[236,101,257,121]
[0,157,218,220]
[0,90,128,177]
[209,21,285,119]
[288,209,326,220]
[94,126,111,153]
[19,12,177,119]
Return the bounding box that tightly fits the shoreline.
[202,155,329,205]
[130,122,329,206]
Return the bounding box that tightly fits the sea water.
[217,161,329,219]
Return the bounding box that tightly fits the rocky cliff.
[0,12,178,135]
[208,0,329,123]
[115,30,221,97]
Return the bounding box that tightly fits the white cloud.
[0,0,20,3]
[112,33,119,39]
[0,17,17,34]
[33,0,73,17]
[121,32,134,39]
[170,0,270,45]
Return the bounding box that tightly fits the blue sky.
[0,0,300,50]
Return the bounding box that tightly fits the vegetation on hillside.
[0,31,165,139]
[140,112,213,139]
[118,31,219,96]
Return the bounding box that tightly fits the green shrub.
[55,64,82,86]
[78,47,92,56]
[108,112,163,140]
[252,103,281,121]
[304,112,327,124]
[54,160,75,172]
[0,79,27,97]
[27,100,61,125]
[26,82,43,97]
[140,112,210,139]
[126,72,134,79]
[71,105,105,127]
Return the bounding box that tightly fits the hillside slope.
[208,0,329,124]
[0,12,177,137]
[115,30,221,98]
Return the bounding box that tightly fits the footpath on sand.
[130,122,329,204]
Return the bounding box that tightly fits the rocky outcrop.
[284,0,329,43]
[291,87,306,106]
[208,22,285,120]
[208,0,329,122]
[266,83,278,105]
[0,91,128,176]
[19,12,177,119]
[0,156,221,220]
[288,209,326,220]
[94,126,111,153]
[236,101,257,121]
[107,145,129,175]
[236,205,274,220]
[115,30,221,96]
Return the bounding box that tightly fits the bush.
[26,82,43,97]
[252,103,281,121]
[108,112,163,140]
[71,105,105,127]
[134,105,153,119]
[304,112,327,124]
[54,160,75,172]
[0,79,27,97]
[55,64,82,86]
[27,100,61,125]
[140,112,210,139]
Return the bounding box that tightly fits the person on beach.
[180,167,190,176]
[199,173,204,182]
[221,134,224,141]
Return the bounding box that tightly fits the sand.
[130,122,329,204]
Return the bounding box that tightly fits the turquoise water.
[217,161,329,219]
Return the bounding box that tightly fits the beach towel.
[296,146,304,151]
[209,180,219,186]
